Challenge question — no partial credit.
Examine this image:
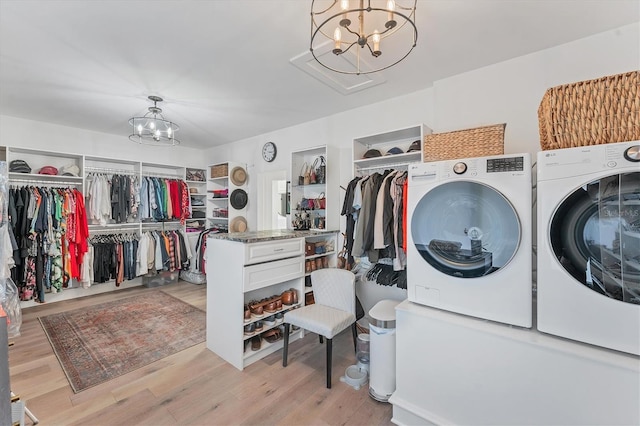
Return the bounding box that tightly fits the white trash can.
[368,299,401,402]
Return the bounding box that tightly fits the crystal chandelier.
[311,0,417,75]
[129,96,180,146]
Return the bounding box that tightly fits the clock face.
[262,142,277,162]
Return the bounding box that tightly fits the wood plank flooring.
[8,281,392,425]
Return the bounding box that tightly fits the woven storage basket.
[538,71,640,150]
[423,123,505,162]
[210,163,228,178]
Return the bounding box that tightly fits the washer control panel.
[486,156,524,173]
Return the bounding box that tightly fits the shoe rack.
[303,232,339,305]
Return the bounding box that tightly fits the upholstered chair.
[282,268,358,388]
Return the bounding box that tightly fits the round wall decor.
[230,166,247,186]
[230,188,248,210]
[262,141,277,162]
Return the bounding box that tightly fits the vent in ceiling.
[290,41,386,95]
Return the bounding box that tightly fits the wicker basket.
[538,71,640,150]
[423,124,505,162]
[210,163,228,178]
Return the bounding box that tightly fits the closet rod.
[141,172,181,179]
[356,162,411,173]
[85,166,138,175]
[9,179,80,186]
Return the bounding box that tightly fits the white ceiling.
[1,0,638,149]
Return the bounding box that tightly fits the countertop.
[208,229,338,243]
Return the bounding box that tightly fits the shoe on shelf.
[264,315,276,326]
[255,320,264,332]
[281,290,294,305]
[289,288,299,304]
[244,323,255,336]
[250,302,264,318]
[244,304,251,322]
[251,335,262,351]
[275,312,284,323]
[263,327,282,344]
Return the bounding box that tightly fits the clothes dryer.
[407,153,532,327]
[537,141,640,355]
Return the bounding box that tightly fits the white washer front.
[537,141,640,355]
[407,153,532,328]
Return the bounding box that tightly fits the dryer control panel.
[486,156,524,173]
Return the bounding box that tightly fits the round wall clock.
[262,142,277,162]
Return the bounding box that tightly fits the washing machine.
[537,141,640,355]
[407,153,532,328]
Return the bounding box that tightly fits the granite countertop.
[208,229,338,243]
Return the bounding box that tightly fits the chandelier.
[310,0,417,75]
[129,96,180,146]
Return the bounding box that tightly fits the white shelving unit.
[302,231,339,305]
[290,145,339,232]
[353,124,431,176]
[207,161,248,232]
[186,167,207,234]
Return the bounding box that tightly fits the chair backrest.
[310,269,356,315]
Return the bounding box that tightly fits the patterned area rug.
[39,291,205,393]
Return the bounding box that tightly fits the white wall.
[206,23,639,229]
[0,115,206,168]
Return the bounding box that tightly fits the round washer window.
[550,172,640,304]
[411,181,521,278]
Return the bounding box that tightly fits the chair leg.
[326,337,333,389]
[282,323,291,367]
[319,335,324,344]
[351,322,358,354]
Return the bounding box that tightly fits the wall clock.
[262,141,277,162]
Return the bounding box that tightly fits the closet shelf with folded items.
[186,167,207,233]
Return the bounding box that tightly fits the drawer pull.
[274,248,284,252]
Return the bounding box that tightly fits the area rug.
[39,291,205,393]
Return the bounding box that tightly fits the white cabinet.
[353,124,431,175]
[206,234,305,370]
[207,161,248,232]
[290,145,339,232]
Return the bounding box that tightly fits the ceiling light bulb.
[137,124,143,134]
[167,127,172,136]
[387,0,395,21]
[372,30,381,54]
[333,27,342,53]
[149,121,155,130]
[340,0,349,11]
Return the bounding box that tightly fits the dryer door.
[411,181,521,278]
[550,171,640,304]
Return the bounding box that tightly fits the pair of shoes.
[264,315,276,326]
[275,312,284,323]
[249,301,264,318]
[264,296,282,313]
[255,320,264,332]
[263,327,282,343]
[251,335,262,351]
[244,323,255,336]
[282,289,299,305]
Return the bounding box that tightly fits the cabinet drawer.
[243,256,304,292]
[244,238,304,265]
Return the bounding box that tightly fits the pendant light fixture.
[310,0,417,75]
[129,96,180,146]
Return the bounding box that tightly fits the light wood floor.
[8,281,392,425]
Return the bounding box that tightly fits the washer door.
[550,172,640,304]
[411,181,521,278]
